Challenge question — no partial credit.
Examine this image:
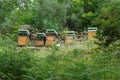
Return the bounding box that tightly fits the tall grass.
[0,37,119,80]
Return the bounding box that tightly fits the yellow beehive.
[88,27,97,40]
[64,31,75,44]
[18,36,29,46]
[35,33,46,47]
[18,30,30,47]
[45,35,56,46]
[88,31,96,40]
[35,40,44,47]
[65,35,74,44]
[45,29,58,46]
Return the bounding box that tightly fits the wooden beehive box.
[35,33,46,47]
[65,31,75,44]
[35,40,44,47]
[45,33,57,46]
[18,30,30,46]
[88,27,97,40]
[65,35,74,44]
[45,29,58,46]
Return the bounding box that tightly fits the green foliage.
[0,37,119,80]
[34,0,67,31]
[0,0,33,34]
[0,0,111,34]
[95,2,120,46]
[64,0,103,31]
[0,37,32,80]
[91,47,120,79]
[0,0,120,80]
[0,50,33,80]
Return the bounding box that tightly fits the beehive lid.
[18,25,31,30]
[88,27,97,32]
[46,29,58,37]
[65,31,76,35]
[36,33,46,38]
[18,30,30,36]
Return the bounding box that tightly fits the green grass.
[0,37,120,80]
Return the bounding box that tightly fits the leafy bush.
[0,37,34,80]
[96,2,120,46]
[0,49,33,80]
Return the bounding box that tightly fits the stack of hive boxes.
[18,30,30,47]
[45,29,58,46]
[65,31,76,44]
[35,33,46,47]
[88,27,97,40]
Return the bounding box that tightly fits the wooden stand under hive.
[88,27,97,40]
[18,30,30,47]
[35,33,46,47]
[45,29,58,46]
[65,31,76,44]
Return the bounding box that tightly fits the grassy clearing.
[34,40,98,58]
[0,37,120,80]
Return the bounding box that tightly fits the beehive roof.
[46,29,58,36]
[18,30,30,35]
[18,25,31,30]
[36,33,46,37]
[88,27,97,32]
[65,31,76,35]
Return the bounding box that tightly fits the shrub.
[96,2,120,46]
[0,37,119,80]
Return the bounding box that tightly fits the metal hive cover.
[46,29,58,36]
[19,25,31,30]
[88,27,97,32]
[18,30,30,35]
[65,31,75,35]
[36,33,46,37]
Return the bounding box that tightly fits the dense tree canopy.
[34,0,67,31]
